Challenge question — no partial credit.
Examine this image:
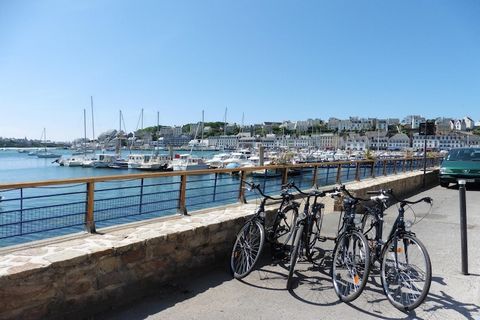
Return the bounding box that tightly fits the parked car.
[439,148,480,187]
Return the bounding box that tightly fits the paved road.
[101,185,480,320]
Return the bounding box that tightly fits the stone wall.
[0,170,439,320]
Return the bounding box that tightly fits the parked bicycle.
[361,188,433,311]
[329,185,371,302]
[286,185,334,289]
[230,181,300,279]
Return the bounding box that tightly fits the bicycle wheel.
[230,219,265,279]
[331,230,370,302]
[270,205,298,256]
[305,213,323,262]
[287,224,304,290]
[381,233,432,311]
[361,213,379,258]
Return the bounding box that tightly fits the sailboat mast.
[156,111,160,156]
[91,96,95,143]
[84,109,87,157]
[201,109,204,141]
[224,107,227,135]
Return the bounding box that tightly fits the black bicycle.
[286,185,332,289]
[230,181,300,279]
[361,189,433,311]
[330,185,371,302]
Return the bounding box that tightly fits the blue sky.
[0,0,479,141]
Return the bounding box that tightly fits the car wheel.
[440,181,449,188]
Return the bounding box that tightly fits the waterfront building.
[388,133,411,150]
[366,131,388,150]
[344,134,369,151]
[309,133,342,150]
[412,132,480,150]
[208,135,240,149]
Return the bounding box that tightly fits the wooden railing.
[0,156,442,246]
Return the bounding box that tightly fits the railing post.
[355,162,360,181]
[336,163,342,184]
[139,178,144,214]
[325,166,330,185]
[409,158,413,171]
[312,165,318,187]
[370,161,375,178]
[281,167,288,185]
[383,160,387,176]
[213,173,218,202]
[85,181,96,233]
[238,170,246,204]
[393,160,397,175]
[177,174,188,215]
[20,188,24,235]
[402,159,406,173]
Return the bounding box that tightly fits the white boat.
[205,153,231,169]
[83,154,117,168]
[169,154,209,171]
[127,154,170,170]
[61,156,88,167]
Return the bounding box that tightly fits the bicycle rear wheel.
[305,213,323,262]
[331,230,370,302]
[230,219,265,279]
[270,205,298,258]
[287,224,304,290]
[381,233,432,311]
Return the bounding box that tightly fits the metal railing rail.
[0,156,442,246]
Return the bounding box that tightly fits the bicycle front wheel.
[287,224,304,290]
[230,219,265,279]
[331,230,370,302]
[381,233,432,311]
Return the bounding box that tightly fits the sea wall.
[0,170,439,320]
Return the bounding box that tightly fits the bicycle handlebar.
[400,197,433,207]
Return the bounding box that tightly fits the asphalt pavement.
[100,185,480,320]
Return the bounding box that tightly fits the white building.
[366,131,389,150]
[344,134,369,151]
[208,135,239,149]
[402,115,425,129]
[388,133,410,150]
[310,133,342,150]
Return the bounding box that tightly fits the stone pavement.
[100,185,480,320]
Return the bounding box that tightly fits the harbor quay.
[0,163,456,320]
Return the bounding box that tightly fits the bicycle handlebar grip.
[366,190,381,195]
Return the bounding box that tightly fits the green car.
[439,148,480,187]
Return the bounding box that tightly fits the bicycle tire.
[305,212,323,262]
[361,213,379,259]
[287,223,304,290]
[270,205,298,256]
[230,219,265,279]
[380,233,432,311]
[331,230,370,302]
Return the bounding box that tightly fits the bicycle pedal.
[318,236,327,242]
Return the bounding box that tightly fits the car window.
[447,149,480,161]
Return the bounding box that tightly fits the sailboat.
[37,128,61,158]
[127,111,170,170]
[61,109,92,166]
[169,111,208,171]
